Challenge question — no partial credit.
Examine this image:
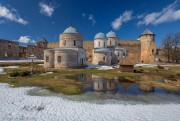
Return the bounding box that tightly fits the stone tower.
[140,29,156,64]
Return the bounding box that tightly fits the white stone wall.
[94,39,107,48]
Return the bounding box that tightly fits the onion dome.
[94,32,106,39]
[106,31,118,38]
[63,26,79,34]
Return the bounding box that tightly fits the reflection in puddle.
[28,73,180,104]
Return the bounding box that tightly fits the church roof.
[94,32,106,39]
[63,26,79,34]
[119,56,135,66]
[39,37,48,43]
[106,31,118,38]
[141,28,154,36]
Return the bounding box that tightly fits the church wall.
[59,34,83,48]
[92,50,111,65]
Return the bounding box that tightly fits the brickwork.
[0,39,19,59]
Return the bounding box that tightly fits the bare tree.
[162,33,180,63]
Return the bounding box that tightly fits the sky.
[0,0,180,47]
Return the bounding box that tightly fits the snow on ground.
[0,59,43,63]
[0,66,19,75]
[0,83,180,121]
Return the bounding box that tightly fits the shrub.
[157,65,164,69]
[20,71,31,77]
[169,75,177,81]
[9,71,20,77]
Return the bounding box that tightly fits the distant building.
[0,38,48,59]
[0,39,19,59]
[44,26,86,69]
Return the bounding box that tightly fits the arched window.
[123,52,126,56]
[46,56,49,62]
[152,49,154,54]
[57,56,61,62]
[103,56,106,61]
[74,40,76,46]
[64,40,66,46]
[98,41,100,47]
[110,41,111,45]
[104,42,105,47]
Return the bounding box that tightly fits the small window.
[8,43,12,49]
[104,42,105,47]
[123,52,126,56]
[74,40,76,46]
[57,56,61,62]
[64,40,66,46]
[152,49,154,54]
[103,56,106,61]
[98,41,100,47]
[110,41,111,45]
[46,56,49,62]
[118,53,119,56]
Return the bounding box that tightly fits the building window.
[152,49,154,54]
[103,56,106,61]
[5,52,8,57]
[8,43,12,49]
[104,42,105,47]
[98,41,100,47]
[123,52,126,56]
[46,56,49,62]
[118,53,119,56]
[57,56,61,62]
[110,41,111,45]
[64,40,66,46]
[74,40,76,46]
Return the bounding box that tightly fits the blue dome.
[94,32,106,39]
[63,26,79,34]
[106,31,118,38]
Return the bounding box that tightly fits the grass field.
[0,62,180,94]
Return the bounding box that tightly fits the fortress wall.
[119,40,141,64]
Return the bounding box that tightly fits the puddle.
[27,73,180,104]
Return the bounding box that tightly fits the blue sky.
[0,0,180,47]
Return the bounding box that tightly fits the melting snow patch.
[97,66,114,70]
[41,72,53,75]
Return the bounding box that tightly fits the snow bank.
[0,83,180,121]
[0,66,19,75]
[0,59,43,63]
[97,66,114,70]
[134,64,157,67]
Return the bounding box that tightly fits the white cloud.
[138,0,180,26]
[111,11,133,30]
[18,36,36,44]
[82,13,96,26]
[0,4,28,25]
[82,13,86,17]
[39,2,54,17]
[88,14,96,26]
